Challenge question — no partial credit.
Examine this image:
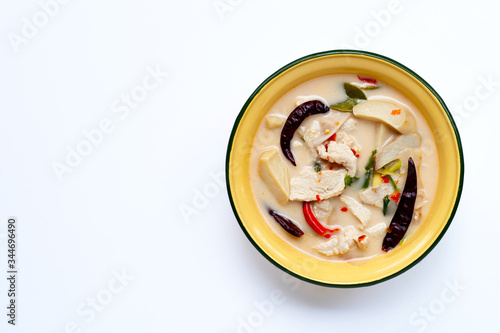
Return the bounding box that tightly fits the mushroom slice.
[374,133,421,170]
[353,100,417,134]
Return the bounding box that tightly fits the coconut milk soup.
[249,74,439,262]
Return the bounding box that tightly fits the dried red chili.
[268,209,304,238]
[382,158,418,252]
[280,100,330,166]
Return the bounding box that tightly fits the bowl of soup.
[226,50,464,287]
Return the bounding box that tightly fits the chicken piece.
[354,234,369,250]
[339,195,371,229]
[308,111,351,147]
[365,223,387,238]
[340,118,357,132]
[314,222,387,255]
[317,141,358,177]
[359,182,394,208]
[298,111,352,147]
[312,198,335,222]
[355,223,387,250]
[289,168,347,202]
[334,130,361,155]
[313,226,358,256]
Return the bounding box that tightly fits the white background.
[0,0,498,332]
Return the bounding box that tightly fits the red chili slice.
[303,202,337,238]
[390,192,401,203]
[357,75,377,84]
[327,133,337,141]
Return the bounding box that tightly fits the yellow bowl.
[226,50,464,287]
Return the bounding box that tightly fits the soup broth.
[249,74,439,262]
